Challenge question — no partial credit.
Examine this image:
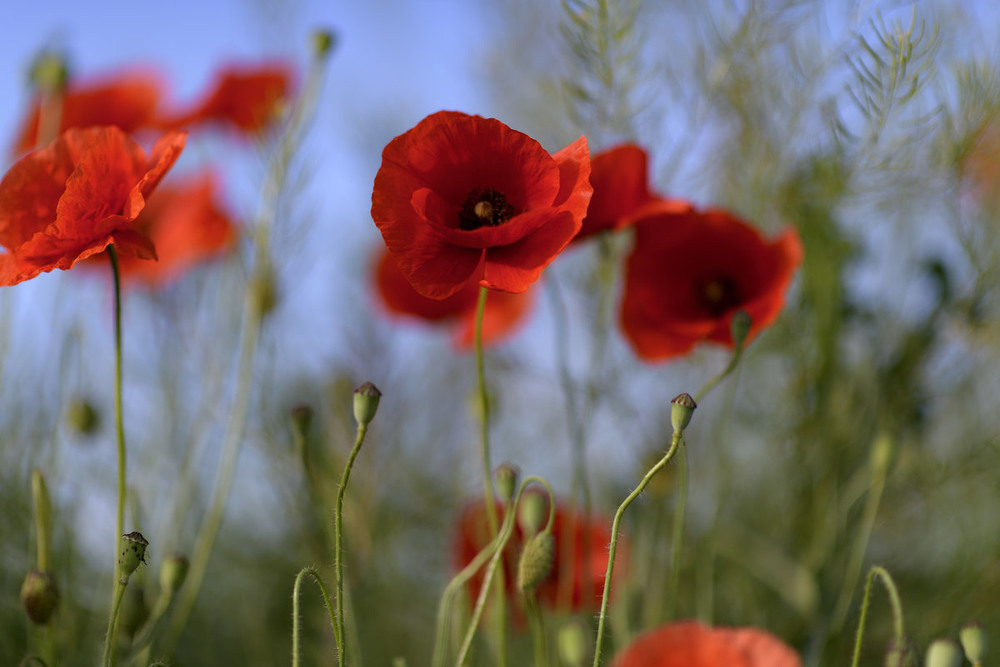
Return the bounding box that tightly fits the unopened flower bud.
[353,382,382,426]
[159,553,189,595]
[119,532,149,580]
[558,620,589,667]
[960,622,987,664]
[311,29,337,59]
[517,492,548,536]
[925,639,963,667]
[494,463,518,503]
[66,397,100,436]
[517,531,555,593]
[731,310,752,348]
[21,570,59,625]
[670,393,697,433]
[29,50,69,94]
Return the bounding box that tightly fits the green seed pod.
[159,553,189,596]
[311,29,337,59]
[119,532,149,579]
[925,639,963,667]
[557,620,589,667]
[517,531,555,594]
[21,570,59,625]
[66,397,100,436]
[960,621,987,664]
[494,463,518,503]
[670,393,697,434]
[29,50,69,94]
[353,382,382,426]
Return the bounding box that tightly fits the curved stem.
[849,565,905,667]
[292,567,338,667]
[335,423,369,662]
[101,579,128,667]
[593,432,683,667]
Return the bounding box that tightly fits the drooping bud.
[119,532,149,580]
[159,553,189,596]
[557,620,589,667]
[670,393,697,434]
[66,397,100,436]
[960,622,987,664]
[353,382,382,426]
[311,29,337,59]
[494,463,518,503]
[21,570,59,625]
[517,492,548,536]
[925,639,963,667]
[730,310,752,348]
[517,531,555,593]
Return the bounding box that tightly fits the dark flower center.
[458,187,514,230]
[698,276,742,317]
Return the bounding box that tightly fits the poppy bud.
[21,570,59,625]
[159,553,189,596]
[311,29,337,59]
[925,639,963,667]
[884,639,914,667]
[730,310,752,348]
[29,50,69,94]
[119,532,149,580]
[517,492,547,536]
[517,531,555,593]
[670,393,697,434]
[558,620,589,667]
[66,397,100,436]
[494,463,518,503]
[960,622,987,664]
[353,382,382,426]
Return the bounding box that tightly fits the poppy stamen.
[458,187,514,230]
[699,276,741,317]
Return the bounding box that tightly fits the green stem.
[592,432,683,667]
[665,441,688,620]
[695,344,743,404]
[108,246,126,581]
[849,565,905,667]
[101,578,129,667]
[335,423,369,663]
[292,567,338,667]
[525,594,549,667]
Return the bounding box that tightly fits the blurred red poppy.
[620,204,803,361]
[0,126,185,286]
[611,621,801,667]
[161,63,294,134]
[374,249,532,347]
[574,143,690,242]
[11,70,165,156]
[454,496,618,614]
[111,172,238,287]
[372,111,592,299]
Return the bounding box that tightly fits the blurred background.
[2,0,1000,665]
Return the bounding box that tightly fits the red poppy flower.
[110,172,238,287]
[374,249,532,347]
[11,70,165,156]
[574,144,691,242]
[371,111,592,299]
[0,126,186,286]
[161,63,294,134]
[611,621,801,667]
[454,496,619,614]
[620,204,803,361]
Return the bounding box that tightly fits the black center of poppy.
[698,276,742,317]
[458,187,514,230]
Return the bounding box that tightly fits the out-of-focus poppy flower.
[611,621,801,667]
[161,63,294,134]
[372,111,592,299]
[110,172,238,287]
[574,143,690,242]
[454,496,618,614]
[0,126,186,286]
[11,70,165,156]
[374,249,532,347]
[620,204,803,361]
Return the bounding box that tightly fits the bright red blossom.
[372,111,592,299]
[575,143,690,242]
[374,249,532,347]
[0,126,186,286]
[112,172,238,287]
[12,70,165,156]
[620,204,803,361]
[611,621,801,667]
[455,497,619,614]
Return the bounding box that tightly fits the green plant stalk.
[292,567,338,667]
[101,578,129,667]
[695,344,743,404]
[849,565,905,667]
[335,422,369,663]
[127,589,174,667]
[525,593,549,667]
[664,441,688,621]
[592,431,683,667]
